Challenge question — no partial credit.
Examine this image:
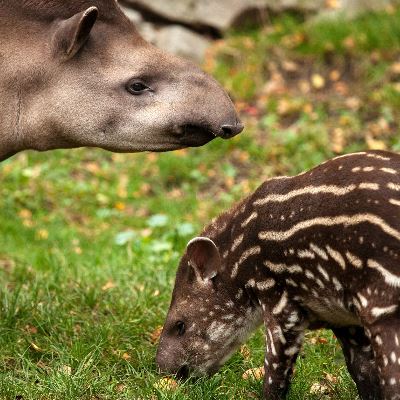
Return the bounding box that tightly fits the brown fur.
[0,0,242,161]
[158,150,400,400]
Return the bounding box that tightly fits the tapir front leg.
[262,300,307,399]
[333,326,382,400]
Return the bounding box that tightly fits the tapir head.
[156,237,262,378]
[3,0,243,156]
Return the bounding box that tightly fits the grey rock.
[119,5,143,25]
[155,25,211,63]
[121,0,267,32]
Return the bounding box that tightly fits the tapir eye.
[176,321,186,336]
[126,80,150,95]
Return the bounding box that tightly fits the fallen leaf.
[310,382,329,394]
[60,365,72,375]
[116,383,126,393]
[149,326,163,344]
[329,69,341,81]
[154,377,178,391]
[366,134,387,150]
[242,366,265,380]
[325,0,339,9]
[25,325,38,335]
[101,280,116,291]
[325,372,339,383]
[391,62,400,75]
[30,342,43,352]
[36,229,49,240]
[311,74,325,89]
[240,344,251,360]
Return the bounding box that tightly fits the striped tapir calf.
[157,150,400,400]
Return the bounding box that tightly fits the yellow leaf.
[30,342,42,352]
[242,366,265,380]
[366,135,387,151]
[36,229,49,240]
[102,280,116,291]
[154,377,179,391]
[311,74,325,89]
[149,326,163,344]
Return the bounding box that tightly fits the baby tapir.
[157,150,400,400]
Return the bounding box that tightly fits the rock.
[119,5,143,25]
[121,6,211,63]
[155,25,211,63]
[122,0,396,35]
[121,0,267,33]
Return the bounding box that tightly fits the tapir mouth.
[173,122,243,147]
[176,124,217,147]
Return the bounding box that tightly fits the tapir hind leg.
[365,316,400,400]
[333,326,382,400]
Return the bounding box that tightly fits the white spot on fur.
[345,251,363,268]
[332,277,343,291]
[273,291,288,315]
[310,243,328,260]
[231,234,244,252]
[367,259,400,287]
[241,212,258,227]
[326,246,346,269]
[371,304,398,318]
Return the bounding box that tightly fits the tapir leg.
[333,326,382,400]
[262,306,307,399]
[366,317,400,400]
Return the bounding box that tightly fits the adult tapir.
[0,0,243,161]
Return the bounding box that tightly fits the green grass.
[2,7,400,399]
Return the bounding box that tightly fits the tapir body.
[158,150,400,400]
[0,0,242,161]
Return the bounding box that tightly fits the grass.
[1,6,400,400]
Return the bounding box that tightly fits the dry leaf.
[366,134,387,151]
[329,69,341,81]
[325,0,339,9]
[325,372,339,384]
[102,280,116,291]
[25,325,38,335]
[60,365,72,375]
[36,229,49,240]
[30,342,42,352]
[311,74,325,89]
[390,62,400,75]
[149,326,163,344]
[116,383,126,393]
[310,382,329,394]
[240,344,251,360]
[242,366,265,380]
[154,377,178,391]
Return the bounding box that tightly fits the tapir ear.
[53,7,99,59]
[186,237,221,283]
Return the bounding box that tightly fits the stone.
[155,25,211,63]
[121,0,267,33]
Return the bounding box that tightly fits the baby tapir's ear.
[53,7,99,59]
[186,237,221,283]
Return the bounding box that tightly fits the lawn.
[1,7,400,400]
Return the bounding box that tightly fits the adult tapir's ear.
[186,237,221,283]
[53,7,99,59]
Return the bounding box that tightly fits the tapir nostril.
[220,122,244,139]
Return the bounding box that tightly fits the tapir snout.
[0,0,243,160]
